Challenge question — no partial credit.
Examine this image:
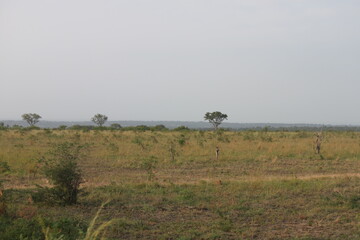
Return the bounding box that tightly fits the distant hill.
[1,120,360,131]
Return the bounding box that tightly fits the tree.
[22,113,41,126]
[204,111,228,130]
[91,114,108,127]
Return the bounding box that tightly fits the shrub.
[34,142,86,205]
[68,125,96,131]
[48,217,87,240]
[151,125,168,131]
[173,126,190,131]
[57,125,67,130]
[134,125,150,131]
[177,134,187,146]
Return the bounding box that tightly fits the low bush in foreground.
[33,142,86,205]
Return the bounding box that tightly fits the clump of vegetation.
[173,126,190,131]
[242,131,255,141]
[215,129,230,143]
[33,142,86,205]
[168,141,179,162]
[0,208,112,240]
[132,136,146,150]
[259,132,273,142]
[0,122,8,130]
[38,202,114,240]
[57,125,67,130]
[0,161,10,216]
[141,156,158,181]
[152,125,168,131]
[177,134,187,146]
[0,161,10,175]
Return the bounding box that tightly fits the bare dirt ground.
[5,167,360,189]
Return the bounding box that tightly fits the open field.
[2,129,360,239]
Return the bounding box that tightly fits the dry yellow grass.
[1,129,360,188]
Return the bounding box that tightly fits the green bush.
[0,216,86,240]
[177,134,187,146]
[151,125,168,131]
[57,125,67,130]
[48,217,87,240]
[0,217,43,240]
[34,142,86,205]
[173,126,190,131]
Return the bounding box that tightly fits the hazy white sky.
[1,0,360,124]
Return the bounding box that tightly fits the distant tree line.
[5,111,228,131]
[1,111,358,131]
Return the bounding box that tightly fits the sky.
[1,0,360,124]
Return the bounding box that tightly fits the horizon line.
[1,119,360,126]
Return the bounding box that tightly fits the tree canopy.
[91,114,108,127]
[204,111,228,130]
[22,113,42,126]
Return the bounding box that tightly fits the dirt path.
[4,172,360,190]
[214,172,360,183]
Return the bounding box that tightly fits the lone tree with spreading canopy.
[91,114,108,127]
[22,113,42,126]
[204,111,228,130]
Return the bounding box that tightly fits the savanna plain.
[2,128,360,239]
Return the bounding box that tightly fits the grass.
[2,129,360,239]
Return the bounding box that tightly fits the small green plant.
[260,134,273,142]
[141,156,158,181]
[349,195,360,209]
[168,142,178,162]
[242,131,255,141]
[37,217,86,240]
[177,134,187,146]
[132,136,146,150]
[0,161,10,174]
[35,204,112,240]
